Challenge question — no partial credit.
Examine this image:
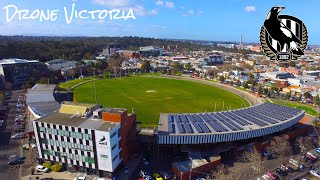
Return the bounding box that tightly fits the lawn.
[272,99,320,116]
[71,77,249,127]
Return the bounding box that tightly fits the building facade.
[139,46,163,57]
[0,59,46,88]
[203,55,223,66]
[32,102,137,178]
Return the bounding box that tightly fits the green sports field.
[69,77,249,127]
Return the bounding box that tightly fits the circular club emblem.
[260,7,308,61]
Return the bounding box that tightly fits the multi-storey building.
[0,58,46,88]
[139,46,163,57]
[32,102,137,178]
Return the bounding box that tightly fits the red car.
[306,153,316,161]
[267,172,279,180]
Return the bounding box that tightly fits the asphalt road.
[0,90,25,180]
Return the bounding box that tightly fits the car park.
[36,165,49,173]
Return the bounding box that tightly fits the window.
[118,129,121,138]
[110,131,117,139]
[112,155,118,162]
[112,144,117,151]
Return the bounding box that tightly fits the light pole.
[189,157,192,180]
[93,68,97,104]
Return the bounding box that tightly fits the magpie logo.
[99,136,107,145]
[260,6,308,61]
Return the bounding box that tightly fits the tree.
[314,94,320,105]
[218,76,225,82]
[141,61,151,73]
[304,92,312,99]
[51,164,63,172]
[43,161,52,169]
[67,69,76,79]
[171,62,183,71]
[184,63,192,71]
[243,82,249,89]
[258,86,263,95]
[212,163,230,179]
[296,136,313,169]
[267,135,292,164]
[286,92,291,100]
[242,147,264,175]
[208,69,218,78]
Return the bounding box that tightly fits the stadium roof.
[26,84,60,117]
[158,103,304,144]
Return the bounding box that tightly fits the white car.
[36,165,49,172]
[307,152,318,159]
[74,176,86,180]
[310,170,320,178]
[262,174,271,180]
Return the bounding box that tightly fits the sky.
[0,0,319,44]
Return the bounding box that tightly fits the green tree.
[243,82,249,89]
[141,61,151,73]
[304,92,312,99]
[43,161,52,169]
[286,92,291,100]
[51,164,63,172]
[218,76,225,82]
[258,86,263,95]
[184,63,192,71]
[314,94,320,105]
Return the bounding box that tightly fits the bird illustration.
[264,6,304,55]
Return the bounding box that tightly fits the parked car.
[8,155,26,165]
[307,152,318,159]
[305,153,316,161]
[275,168,287,176]
[289,159,305,169]
[153,173,163,180]
[262,150,272,158]
[159,171,171,180]
[310,170,320,178]
[266,172,279,180]
[262,174,271,180]
[280,164,294,173]
[74,176,86,180]
[11,132,25,139]
[36,165,49,173]
[315,148,320,154]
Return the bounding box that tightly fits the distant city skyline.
[0,0,319,44]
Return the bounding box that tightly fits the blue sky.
[0,0,319,44]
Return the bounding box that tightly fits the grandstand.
[157,103,305,144]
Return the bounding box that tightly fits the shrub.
[51,164,63,172]
[42,161,52,169]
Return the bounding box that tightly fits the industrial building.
[32,102,137,178]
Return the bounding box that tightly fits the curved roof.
[158,103,304,144]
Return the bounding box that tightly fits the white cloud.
[93,0,157,16]
[132,5,158,16]
[93,0,132,8]
[156,1,174,8]
[155,0,164,6]
[165,1,175,8]
[188,9,194,15]
[245,6,256,12]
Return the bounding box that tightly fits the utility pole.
[93,68,97,104]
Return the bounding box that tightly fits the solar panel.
[177,123,185,133]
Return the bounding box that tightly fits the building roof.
[0,58,39,65]
[37,111,119,132]
[159,103,303,135]
[26,84,60,116]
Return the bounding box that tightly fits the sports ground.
[65,76,249,127]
